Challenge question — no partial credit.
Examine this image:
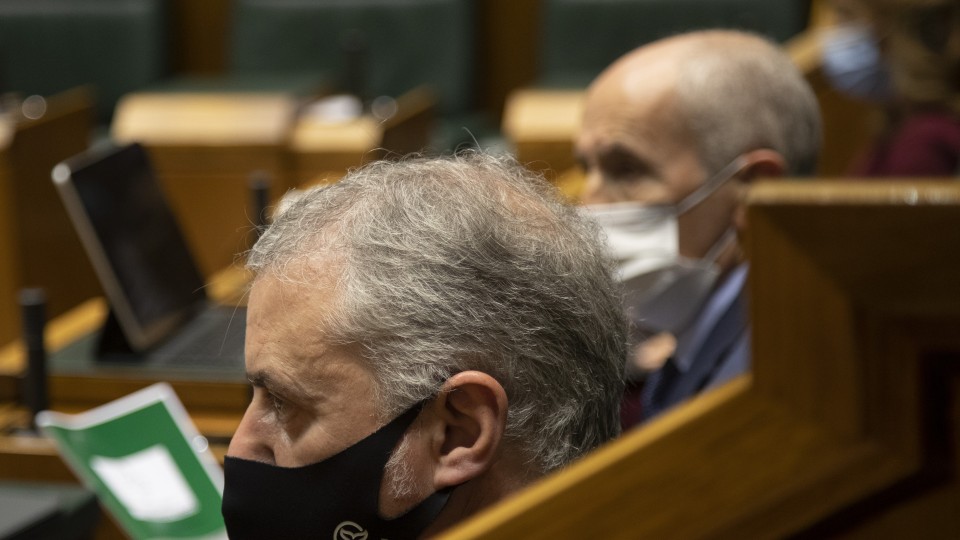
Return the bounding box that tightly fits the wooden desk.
[113,88,437,270]
[112,92,301,278]
[290,112,383,185]
[501,89,584,176]
[291,87,437,187]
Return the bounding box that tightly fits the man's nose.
[227,406,275,465]
[580,169,612,205]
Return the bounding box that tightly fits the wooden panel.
[476,0,541,119]
[112,92,297,146]
[170,0,231,75]
[439,182,960,538]
[0,88,100,344]
[0,117,21,346]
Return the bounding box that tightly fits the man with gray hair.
[576,30,821,424]
[220,154,626,539]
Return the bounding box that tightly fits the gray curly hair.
[248,153,627,474]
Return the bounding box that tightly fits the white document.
[91,444,199,522]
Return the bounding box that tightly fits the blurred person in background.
[823,0,960,176]
[576,30,821,425]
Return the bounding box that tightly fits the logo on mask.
[334,521,370,540]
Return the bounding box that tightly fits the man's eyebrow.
[596,143,651,171]
[604,143,645,163]
[247,370,269,388]
[248,371,291,395]
[247,370,312,402]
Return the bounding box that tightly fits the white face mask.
[583,158,745,334]
[820,23,894,102]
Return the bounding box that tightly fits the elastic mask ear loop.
[675,157,748,215]
[702,226,738,265]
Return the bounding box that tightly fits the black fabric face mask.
[222,403,450,540]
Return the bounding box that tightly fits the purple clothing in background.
[851,110,960,177]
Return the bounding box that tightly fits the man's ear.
[733,149,787,231]
[426,371,507,490]
[737,148,786,182]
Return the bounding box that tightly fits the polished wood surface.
[112,93,298,146]
[440,181,960,538]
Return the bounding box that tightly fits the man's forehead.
[584,52,680,123]
[245,268,369,391]
[594,42,680,88]
[580,68,688,155]
[248,264,340,334]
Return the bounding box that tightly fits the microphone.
[19,288,48,431]
[248,170,271,242]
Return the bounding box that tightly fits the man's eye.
[608,162,638,179]
[601,156,650,181]
[575,155,590,172]
[267,392,286,416]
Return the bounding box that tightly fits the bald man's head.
[584,30,821,179]
[576,30,821,263]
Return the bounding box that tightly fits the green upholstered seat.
[228,0,481,152]
[229,0,475,120]
[0,0,168,124]
[539,0,811,88]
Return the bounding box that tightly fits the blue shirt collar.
[672,264,749,372]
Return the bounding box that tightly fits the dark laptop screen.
[59,144,206,343]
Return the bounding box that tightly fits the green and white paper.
[36,382,227,540]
